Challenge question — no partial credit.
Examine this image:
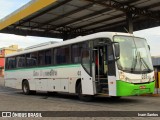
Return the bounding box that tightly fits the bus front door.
[94,46,109,94]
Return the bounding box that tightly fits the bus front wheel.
[22,80,31,95]
[77,83,93,102]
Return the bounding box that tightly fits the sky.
[134,27,160,57]
[0,0,160,56]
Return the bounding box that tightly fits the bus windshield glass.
[114,35,153,74]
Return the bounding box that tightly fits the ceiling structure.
[0,0,160,40]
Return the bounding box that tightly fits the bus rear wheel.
[77,83,93,102]
[22,80,31,95]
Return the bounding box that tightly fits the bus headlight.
[119,71,125,80]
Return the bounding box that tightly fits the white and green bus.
[5,32,155,101]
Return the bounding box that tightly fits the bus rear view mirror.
[148,45,150,51]
[113,42,120,60]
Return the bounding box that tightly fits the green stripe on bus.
[116,80,155,96]
[5,64,81,72]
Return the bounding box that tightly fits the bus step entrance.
[96,76,108,93]
[102,88,108,93]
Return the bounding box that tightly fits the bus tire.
[22,80,31,95]
[77,83,93,102]
[30,90,36,95]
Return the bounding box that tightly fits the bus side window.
[8,57,16,69]
[38,51,45,65]
[64,46,70,64]
[45,49,51,65]
[26,54,31,67]
[54,48,58,64]
[6,58,9,70]
[71,44,81,63]
[26,52,38,67]
[8,59,11,69]
[54,46,70,65]
[54,48,62,64]
[17,55,26,68]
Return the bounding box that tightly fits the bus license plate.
[140,86,146,89]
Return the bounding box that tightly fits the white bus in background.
[5,32,155,101]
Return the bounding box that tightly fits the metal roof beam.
[117,0,140,5]
[15,0,72,28]
[85,0,160,20]
[15,20,76,33]
[1,28,62,39]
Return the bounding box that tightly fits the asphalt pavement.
[0,77,160,120]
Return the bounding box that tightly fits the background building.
[0,45,21,77]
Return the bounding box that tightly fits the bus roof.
[6,32,134,57]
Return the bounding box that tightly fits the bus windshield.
[114,35,153,74]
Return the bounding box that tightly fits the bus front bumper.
[116,80,155,96]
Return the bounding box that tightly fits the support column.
[62,32,68,41]
[126,12,133,34]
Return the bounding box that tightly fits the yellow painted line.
[0,0,57,30]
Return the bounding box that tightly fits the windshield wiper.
[140,56,152,72]
[138,52,152,72]
[131,51,152,73]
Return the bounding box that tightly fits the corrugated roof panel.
[150,7,160,11]
[135,0,158,8]
[48,4,78,15]
[69,0,90,7]
[130,0,149,6]
[69,15,113,28]
[67,9,94,19]
[85,18,125,30]
[32,13,57,23]
[68,10,121,27]
[86,4,106,11]
[102,17,125,25]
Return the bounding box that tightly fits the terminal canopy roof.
[0,0,160,40]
